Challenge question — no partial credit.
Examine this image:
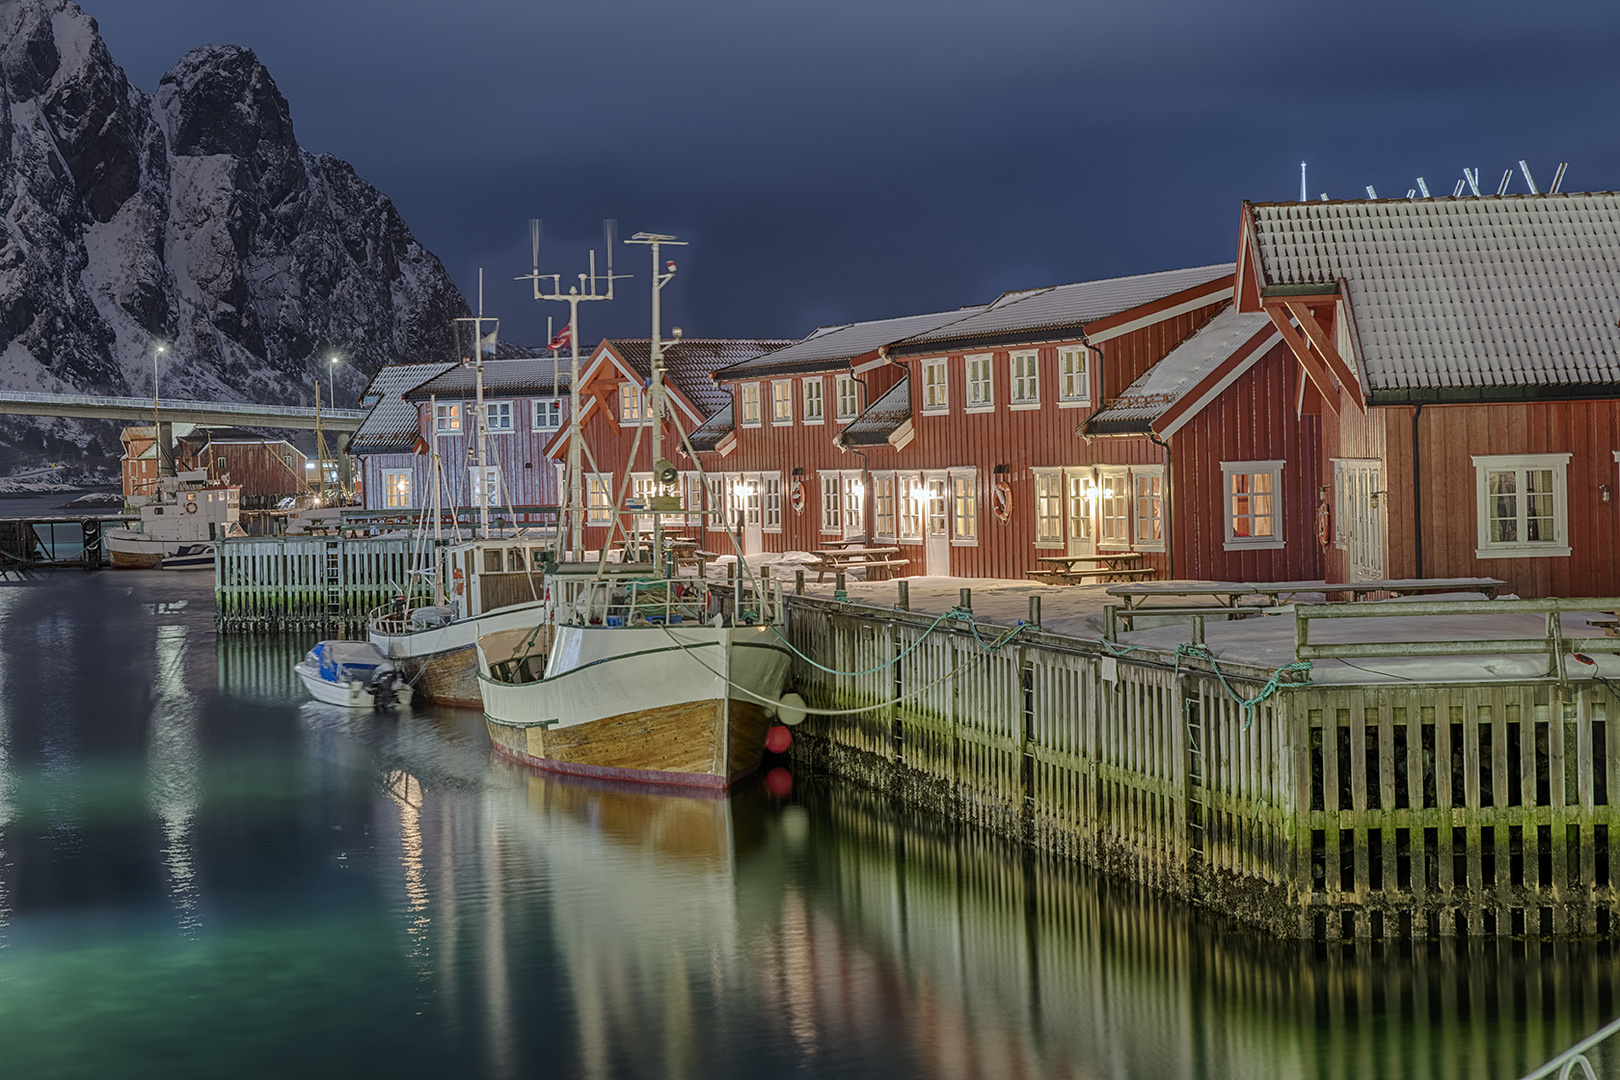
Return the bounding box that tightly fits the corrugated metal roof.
[1084,308,1273,435]
[403,357,572,402]
[889,264,1235,353]
[605,339,792,418]
[839,375,911,446]
[688,401,734,452]
[351,362,454,454]
[1249,193,1620,392]
[712,308,987,380]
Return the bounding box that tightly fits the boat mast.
[455,271,498,540]
[519,220,622,562]
[624,232,685,575]
[430,392,445,607]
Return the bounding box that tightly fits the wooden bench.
[1027,566,1157,585]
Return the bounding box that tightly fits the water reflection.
[147,622,202,935]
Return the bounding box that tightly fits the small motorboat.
[295,640,414,710]
[160,543,215,571]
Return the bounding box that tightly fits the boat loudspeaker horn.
[654,458,679,486]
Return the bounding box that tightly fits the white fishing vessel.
[106,469,246,568]
[475,230,802,789]
[295,640,413,709]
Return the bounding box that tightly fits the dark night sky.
[85,0,1620,351]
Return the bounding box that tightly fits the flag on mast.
[478,330,498,357]
[547,324,572,352]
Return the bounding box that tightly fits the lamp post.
[327,354,341,406]
[151,343,167,491]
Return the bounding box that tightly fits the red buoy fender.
[765,724,792,754]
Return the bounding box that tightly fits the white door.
[924,472,950,576]
[1065,468,1097,558]
[1338,460,1384,581]
[742,475,763,556]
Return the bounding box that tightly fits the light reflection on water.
[0,572,1613,1077]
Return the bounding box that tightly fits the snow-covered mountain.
[0,0,469,465]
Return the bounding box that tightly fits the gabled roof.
[602,339,791,417]
[688,401,734,452]
[1244,193,1620,397]
[838,375,911,447]
[351,361,454,454]
[1083,308,1277,438]
[403,358,570,402]
[887,264,1235,355]
[711,308,986,381]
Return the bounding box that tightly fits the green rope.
[1173,641,1312,729]
[770,605,1026,678]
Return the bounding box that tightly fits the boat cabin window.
[484,549,503,573]
[507,547,523,571]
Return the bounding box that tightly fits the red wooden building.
[1234,191,1620,597]
[121,424,306,507]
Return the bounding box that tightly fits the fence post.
[959,587,972,612]
[1028,594,1041,629]
[795,568,805,596]
[897,580,910,611]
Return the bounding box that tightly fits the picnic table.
[1027,551,1154,585]
[811,546,907,582]
[1106,576,1509,611]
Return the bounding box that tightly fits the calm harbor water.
[0,570,1615,1079]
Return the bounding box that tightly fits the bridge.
[0,391,368,431]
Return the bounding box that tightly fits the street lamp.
[152,343,166,401]
[327,354,341,405]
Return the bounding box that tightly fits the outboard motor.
[368,668,406,712]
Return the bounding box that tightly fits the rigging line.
[590,411,647,581]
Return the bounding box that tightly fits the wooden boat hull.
[485,698,774,789]
[396,644,482,708]
[109,547,163,569]
[370,600,549,708]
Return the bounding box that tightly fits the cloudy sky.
[88,0,1620,348]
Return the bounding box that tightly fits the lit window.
[772,380,794,424]
[382,469,412,509]
[1473,453,1570,558]
[1134,467,1163,550]
[965,354,993,410]
[1059,348,1090,405]
[921,359,948,412]
[873,474,897,539]
[950,469,977,543]
[532,399,562,430]
[1009,351,1039,406]
[819,472,842,534]
[1097,468,1130,547]
[586,473,613,524]
[469,466,499,507]
[707,475,727,530]
[1221,460,1284,550]
[619,384,646,425]
[1034,470,1063,545]
[803,378,824,423]
[842,474,864,536]
[898,474,923,541]
[435,402,461,433]
[485,401,513,432]
[1066,470,1094,547]
[763,474,782,530]
[740,383,761,427]
[836,374,860,420]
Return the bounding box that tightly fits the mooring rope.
[765,604,1025,678]
[1172,641,1312,728]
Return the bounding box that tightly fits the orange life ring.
[992,480,1012,525]
[789,479,805,515]
[1316,501,1331,548]
[185,501,197,514]
[453,567,465,596]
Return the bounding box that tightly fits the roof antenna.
[1453,179,1466,197]
[1497,169,1513,196]
[1319,193,1329,201]
[1406,188,1417,199]
[1416,178,1431,198]
[1365,185,1378,199]
[1300,161,1307,202]
[1464,168,1481,197]
[1519,160,1540,195]
[1550,162,1568,194]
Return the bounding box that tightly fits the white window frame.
[1009,351,1040,409]
[532,398,562,431]
[1221,460,1285,551]
[1033,468,1064,548]
[763,473,783,532]
[836,374,860,422]
[841,472,865,538]
[435,401,461,433]
[873,473,897,540]
[803,378,824,424]
[739,383,761,427]
[965,353,994,413]
[485,400,513,433]
[949,467,978,545]
[771,380,794,425]
[1132,465,1165,551]
[818,471,842,535]
[1096,466,1131,549]
[921,359,948,413]
[1473,453,1571,559]
[382,468,412,510]
[1058,347,1091,407]
[469,466,499,508]
[619,384,648,426]
[707,475,728,531]
[586,472,613,525]
[897,472,924,543]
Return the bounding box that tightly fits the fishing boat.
[477,563,794,788]
[105,470,247,567]
[295,640,413,710]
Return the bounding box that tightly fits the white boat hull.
[294,662,415,709]
[369,600,549,707]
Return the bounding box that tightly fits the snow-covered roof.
[712,308,987,380]
[1248,193,1620,395]
[404,357,570,402]
[604,339,792,418]
[838,376,911,446]
[1085,309,1277,436]
[888,264,1235,354]
[688,401,734,452]
[351,362,452,454]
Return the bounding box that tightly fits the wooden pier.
[0,513,133,571]
[214,534,413,635]
[784,591,1620,941]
